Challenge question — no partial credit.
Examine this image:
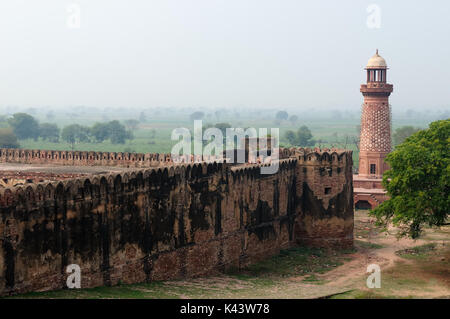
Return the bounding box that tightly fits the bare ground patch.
[5,210,449,299]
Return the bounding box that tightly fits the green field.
[8,108,436,170]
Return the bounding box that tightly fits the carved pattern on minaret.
[360,102,391,153]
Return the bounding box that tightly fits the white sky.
[0,0,449,110]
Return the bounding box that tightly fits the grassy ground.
[332,243,450,299]
[4,246,356,299]
[3,211,449,299]
[395,243,437,259]
[19,124,177,154]
[330,211,450,299]
[19,118,362,152]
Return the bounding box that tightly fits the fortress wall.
[0,148,174,167]
[0,149,353,296]
[0,147,297,169]
[293,150,354,248]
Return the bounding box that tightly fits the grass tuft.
[396,243,436,259]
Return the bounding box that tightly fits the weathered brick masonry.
[0,147,353,296]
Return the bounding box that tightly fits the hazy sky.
[0,0,449,110]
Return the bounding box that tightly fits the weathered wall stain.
[0,147,354,296]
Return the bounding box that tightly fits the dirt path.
[159,211,450,299]
[312,211,450,298]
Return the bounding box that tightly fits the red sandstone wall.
[0,147,304,169]
[0,148,174,168]
[293,150,354,248]
[0,147,298,168]
[0,148,353,296]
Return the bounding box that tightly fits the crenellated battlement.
[0,146,354,296]
[0,161,230,207]
[0,151,350,206]
[0,148,175,168]
[0,147,350,168]
[286,148,352,165]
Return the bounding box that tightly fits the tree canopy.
[61,124,90,150]
[289,115,299,124]
[39,123,60,142]
[275,111,289,121]
[90,122,110,143]
[8,113,40,140]
[84,121,132,144]
[370,119,450,238]
[108,120,132,144]
[0,128,20,148]
[393,125,421,146]
[124,119,140,131]
[284,125,315,147]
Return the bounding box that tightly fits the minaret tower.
[358,50,393,178]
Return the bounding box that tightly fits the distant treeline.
[0,113,139,150]
[0,111,425,152]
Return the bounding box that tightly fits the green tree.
[0,128,20,148]
[89,121,132,144]
[284,130,296,145]
[296,125,315,146]
[289,115,299,125]
[108,120,131,144]
[61,124,90,150]
[284,125,315,147]
[393,125,421,146]
[8,113,40,140]
[124,119,140,131]
[90,122,110,143]
[370,119,450,239]
[275,111,289,121]
[39,123,60,142]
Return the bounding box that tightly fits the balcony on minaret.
[360,49,393,95]
[366,66,386,83]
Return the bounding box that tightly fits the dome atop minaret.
[366,49,387,69]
